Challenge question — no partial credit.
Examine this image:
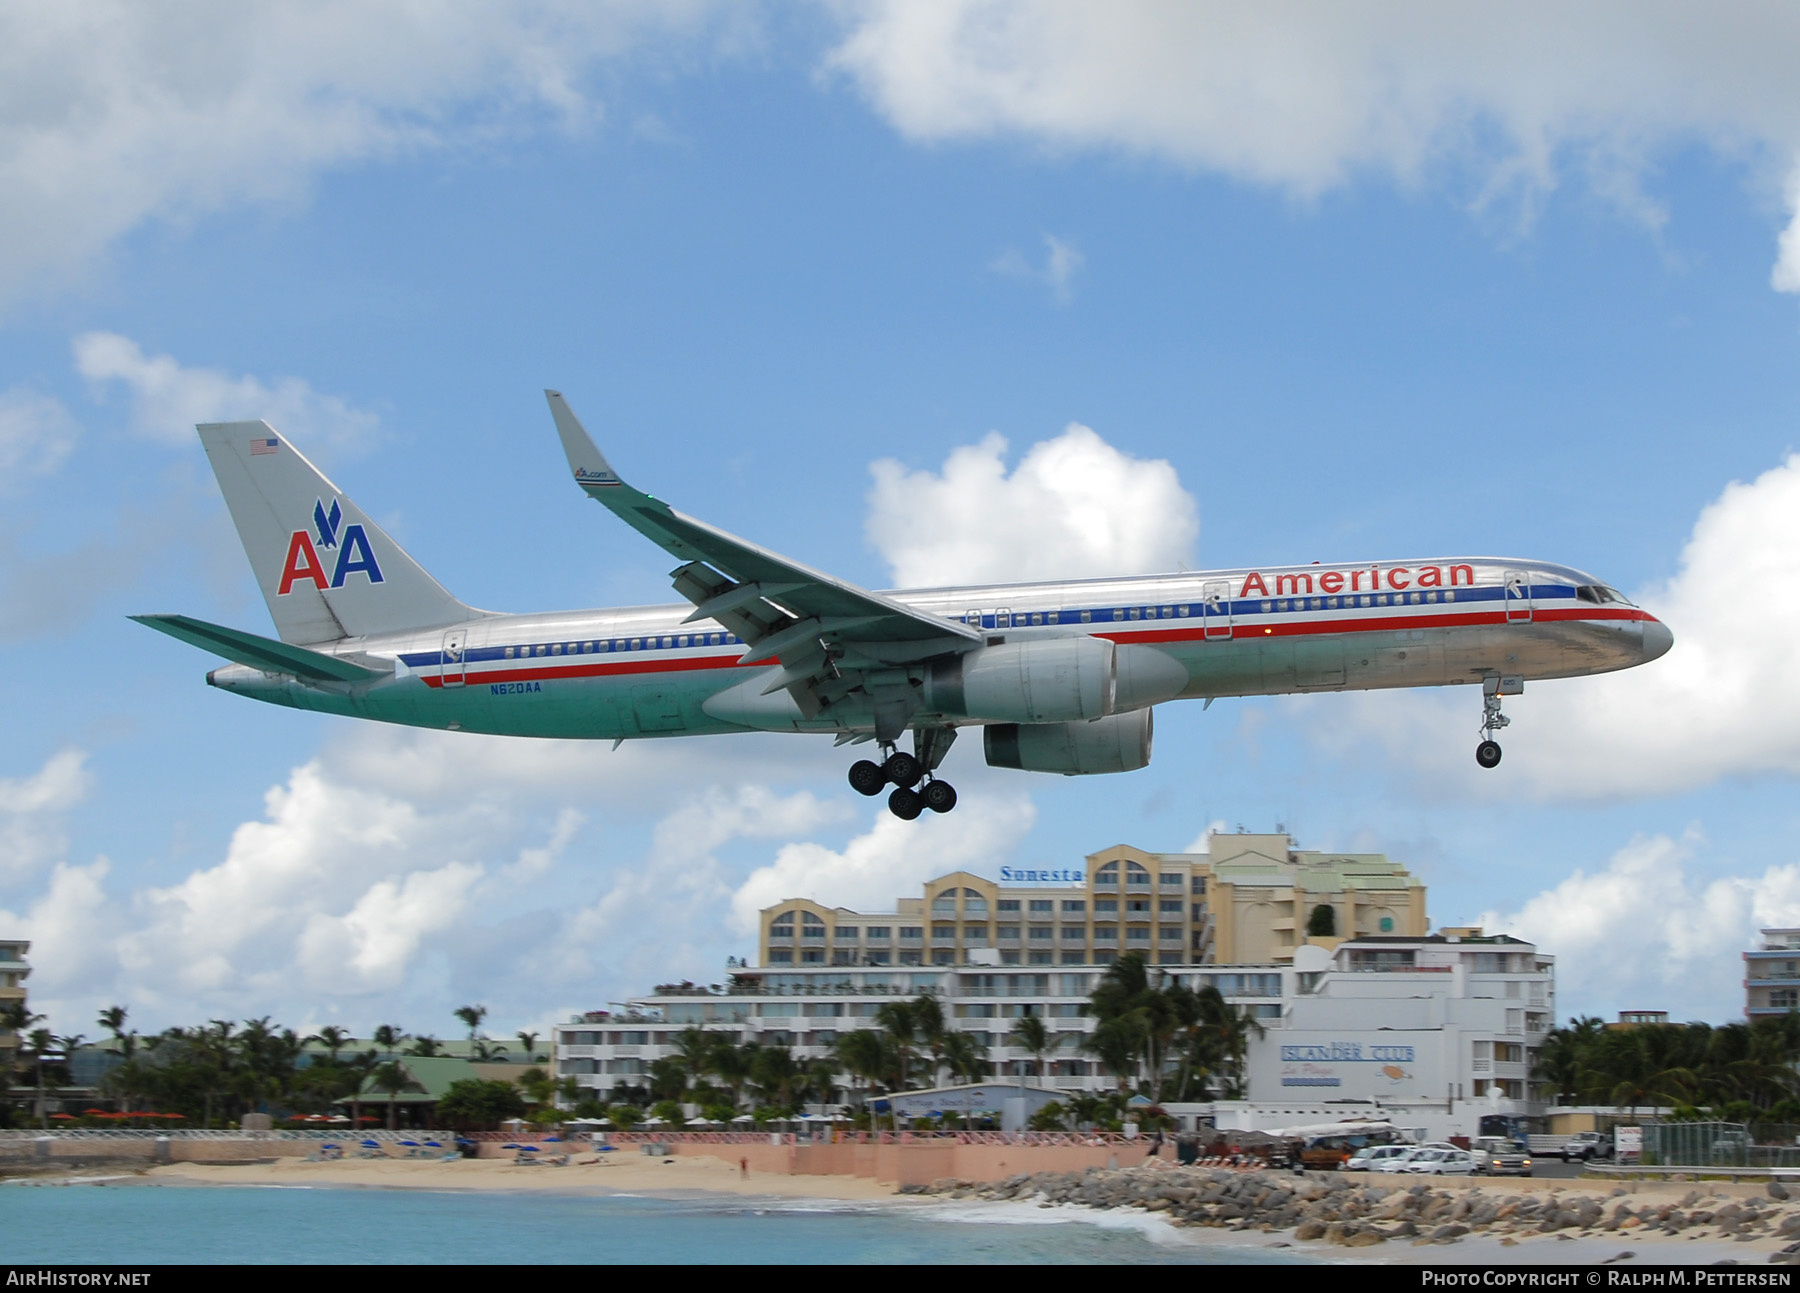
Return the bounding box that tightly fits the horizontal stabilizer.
[130,614,388,682]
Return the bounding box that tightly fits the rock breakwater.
[905,1166,1800,1261]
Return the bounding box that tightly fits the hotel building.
[757,831,1427,970]
[554,833,1554,1131]
[0,938,27,1059]
[1744,928,1800,1019]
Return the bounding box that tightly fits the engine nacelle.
[923,637,1115,723]
[983,708,1154,776]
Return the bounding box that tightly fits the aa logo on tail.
[277,497,385,595]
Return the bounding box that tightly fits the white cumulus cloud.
[0,2,732,305]
[1477,831,1800,1022]
[73,332,380,453]
[0,390,78,483]
[868,423,1198,586]
[991,232,1085,303]
[0,749,90,885]
[729,791,1036,932]
[826,1,1800,284]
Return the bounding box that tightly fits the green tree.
[606,1103,643,1131]
[516,1031,541,1061]
[875,1000,920,1090]
[1008,1013,1052,1081]
[1306,904,1336,937]
[370,1060,412,1131]
[309,1025,351,1065]
[437,1078,526,1130]
[453,1004,488,1041]
[406,1035,444,1058]
[834,1030,891,1114]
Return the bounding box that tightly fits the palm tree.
[26,1027,58,1127]
[369,1060,412,1131]
[1008,1014,1052,1082]
[834,1030,890,1117]
[913,995,948,1087]
[708,1042,758,1113]
[875,1001,920,1091]
[371,1024,407,1055]
[310,1025,351,1065]
[751,1045,803,1113]
[453,1005,488,1041]
[471,1038,510,1061]
[941,1030,988,1087]
[406,1035,444,1058]
[97,1006,129,1051]
[516,1031,541,1061]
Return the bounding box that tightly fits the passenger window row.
[501,631,735,660]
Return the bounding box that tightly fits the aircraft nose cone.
[1641,617,1673,663]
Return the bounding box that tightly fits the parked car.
[1560,1131,1614,1162]
[1341,1144,1414,1172]
[1368,1147,1431,1174]
[1471,1136,1533,1176]
[1405,1148,1479,1176]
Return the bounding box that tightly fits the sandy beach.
[147,1152,900,1202]
[129,1156,1800,1265]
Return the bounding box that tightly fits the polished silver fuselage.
[208,556,1669,742]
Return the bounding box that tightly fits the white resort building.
[552,832,1556,1137]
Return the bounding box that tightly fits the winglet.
[545,390,624,495]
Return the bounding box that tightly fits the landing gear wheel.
[1476,740,1503,769]
[848,760,886,797]
[883,751,923,789]
[922,780,958,814]
[887,787,923,820]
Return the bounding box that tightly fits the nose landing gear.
[847,729,958,817]
[1475,673,1522,769]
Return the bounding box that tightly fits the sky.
[6,1,1800,1043]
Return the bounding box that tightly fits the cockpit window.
[1576,584,1633,606]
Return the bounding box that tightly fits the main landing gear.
[848,741,959,819]
[1475,673,1522,769]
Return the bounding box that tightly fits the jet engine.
[983,708,1154,775]
[923,637,1116,723]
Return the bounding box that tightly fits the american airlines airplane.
[135,392,1673,820]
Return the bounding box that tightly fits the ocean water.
[2,1181,1316,1265]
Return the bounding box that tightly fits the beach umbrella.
[501,1142,523,1149]
[423,1140,442,1148]
[685,1118,712,1127]
[731,1114,754,1123]
[361,1139,381,1148]
[398,1140,419,1147]
[543,1135,562,1142]
[50,1113,75,1120]
[519,1145,540,1153]
[83,1107,107,1115]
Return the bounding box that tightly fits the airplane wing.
[546,391,979,724]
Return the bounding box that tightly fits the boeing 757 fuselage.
[134,393,1673,819]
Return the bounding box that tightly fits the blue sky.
[6,3,1800,1043]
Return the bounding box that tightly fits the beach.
[148,1151,900,1201]
[127,1156,1800,1265]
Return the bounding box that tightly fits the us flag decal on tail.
[250,437,280,455]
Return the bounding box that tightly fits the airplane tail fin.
[197,421,478,644]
